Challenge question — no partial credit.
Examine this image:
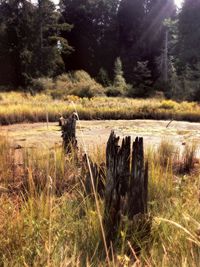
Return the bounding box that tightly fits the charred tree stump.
[58,116,65,127]
[104,131,149,248]
[61,113,78,153]
[104,132,131,241]
[82,154,105,197]
[128,137,148,218]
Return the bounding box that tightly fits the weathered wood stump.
[61,113,78,153]
[82,154,105,197]
[104,131,149,247]
[58,116,65,127]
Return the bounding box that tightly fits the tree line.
[0,0,200,100]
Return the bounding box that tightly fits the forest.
[0,1,200,266]
[0,0,200,101]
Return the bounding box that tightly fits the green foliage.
[128,61,152,97]
[0,0,72,88]
[50,70,104,99]
[30,77,54,93]
[118,0,175,84]
[0,0,200,101]
[170,63,200,101]
[113,58,126,88]
[108,57,130,96]
[60,0,119,77]
[96,68,110,87]
[177,0,200,69]
[105,86,123,97]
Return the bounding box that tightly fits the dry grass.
[0,135,199,266]
[0,92,200,125]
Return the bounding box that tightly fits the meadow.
[1,92,200,125]
[0,134,199,266]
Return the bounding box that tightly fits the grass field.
[0,135,199,266]
[1,92,200,125]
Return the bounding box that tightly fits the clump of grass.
[157,139,177,167]
[179,143,197,173]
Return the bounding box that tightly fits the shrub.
[160,100,177,110]
[105,86,123,97]
[52,70,104,99]
[30,77,54,92]
[151,91,165,99]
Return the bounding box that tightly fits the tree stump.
[82,154,105,197]
[61,112,78,153]
[58,116,65,127]
[104,131,149,246]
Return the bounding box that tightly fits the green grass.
[0,135,199,266]
[1,92,200,125]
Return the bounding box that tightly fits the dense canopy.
[0,0,200,100]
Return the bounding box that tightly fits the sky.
[52,0,184,8]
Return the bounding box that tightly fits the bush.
[105,86,123,97]
[151,91,165,99]
[51,70,104,99]
[160,100,177,110]
[30,77,54,92]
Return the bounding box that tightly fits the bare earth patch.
[1,119,200,155]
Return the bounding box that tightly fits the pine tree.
[34,0,72,79]
[118,0,145,83]
[129,61,152,97]
[60,0,119,77]
[118,0,176,84]
[177,0,200,71]
[113,57,127,90]
[0,0,72,87]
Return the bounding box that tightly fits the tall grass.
[0,136,199,265]
[1,92,200,125]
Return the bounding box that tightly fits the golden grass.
[0,92,200,125]
[0,135,199,266]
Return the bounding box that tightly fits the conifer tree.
[60,0,119,77]
[0,0,72,87]
[177,0,200,71]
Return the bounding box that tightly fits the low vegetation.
[1,92,200,125]
[0,135,199,265]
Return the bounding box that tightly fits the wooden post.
[61,112,78,153]
[104,131,149,245]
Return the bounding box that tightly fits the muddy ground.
[1,120,200,155]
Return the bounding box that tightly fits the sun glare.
[175,0,183,8]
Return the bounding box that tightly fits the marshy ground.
[0,119,200,266]
[1,119,200,154]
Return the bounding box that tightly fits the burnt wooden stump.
[61,113,78,153]
[104,131,149,247]
[58,116,65,127]
[82,154,105,197]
